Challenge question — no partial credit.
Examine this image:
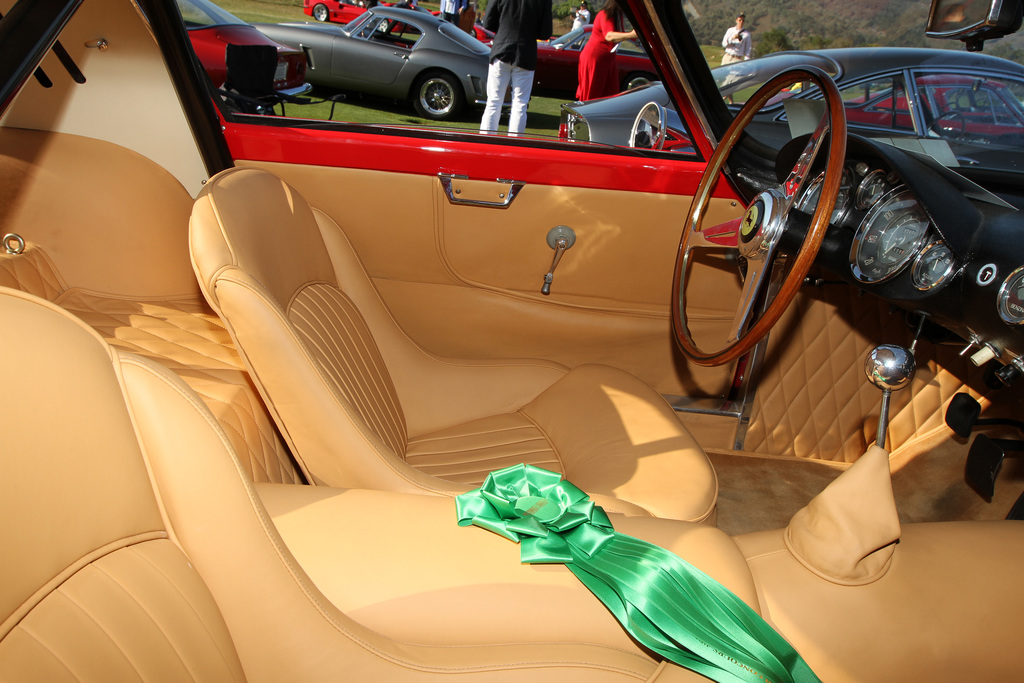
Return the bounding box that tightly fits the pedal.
[965,435,1024,502]
[965,434,1005,502]
[945,393,982,438]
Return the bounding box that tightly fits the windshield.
[712,52,842,105]
[176,0,246,28]
[684,9,1024,177]
[169,0,1024,178]
[549,26,586,48]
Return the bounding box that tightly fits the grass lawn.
[210,0,721,136]
[280,88,569,139]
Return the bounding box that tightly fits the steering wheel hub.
[738,190,785,262]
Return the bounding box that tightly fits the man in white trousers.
[479,0,553,135]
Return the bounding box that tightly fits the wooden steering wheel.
[671,66,847,367]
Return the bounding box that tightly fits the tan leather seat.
[189,167,717,522]
[0,287,732,681]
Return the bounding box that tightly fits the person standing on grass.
[572,2,591,30]
[479,0,553,135]
[575,0,637,101]
[440,0,467,25]
[721,12,751,64]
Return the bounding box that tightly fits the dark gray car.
[257,8,489,120]
[560,47,1024,173]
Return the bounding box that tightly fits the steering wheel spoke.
[727,246,778,343]
[781,112,831,205]
[688,216,742,250]
[672,66,847,366]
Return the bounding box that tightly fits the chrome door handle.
[438,173,525,208]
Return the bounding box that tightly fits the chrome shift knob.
[865,344,916,392]
[865,344,915,449]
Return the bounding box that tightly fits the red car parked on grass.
[178,0,309,95]
[534,24,657,96]
[305,0,373,24]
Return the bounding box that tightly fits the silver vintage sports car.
[258,7,489,120]
[561,47,1024,171]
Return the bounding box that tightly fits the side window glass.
[570,33,589,51]
[839,77,913,132]
[619,39,646,56]
[353,20,379,39]
[177,0,687,156]
[369,19,422,48]
[915,73,1024,146]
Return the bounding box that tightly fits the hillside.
[685,0,1024,63]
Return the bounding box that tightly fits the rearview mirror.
[926,0,1023,51]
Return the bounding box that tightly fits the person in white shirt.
[721,13,751,64]
[571,2,591,30]
[440,0,467,24]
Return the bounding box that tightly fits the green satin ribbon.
[456,464,820,683]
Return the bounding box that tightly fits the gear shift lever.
[865,344,916,449]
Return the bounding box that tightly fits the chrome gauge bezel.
[850,188,930,284]
[855,168,890,210]
[795,167,853,225]
[911,241,955,291]
[997,266,1024,326]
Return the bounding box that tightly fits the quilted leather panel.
[406,412,561,485]
[57,291,300,484]
[1,245,297,483]
[745,286,986,462]
[0,246,65,300]
[290,283,407,458]
[0,540,245,682]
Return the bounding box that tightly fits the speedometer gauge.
[851,189,930,283]
[998,266,1024,325]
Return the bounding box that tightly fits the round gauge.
[912,242,955,290]
[851,189,930,283]
[997,266,1024,325]
[855,169,890,210]
[796,167,854,225]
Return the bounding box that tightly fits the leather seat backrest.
[0,288,246,681]
[191,167,412,486]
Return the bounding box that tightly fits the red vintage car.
[534,24,657,96]
[305,0,373,24]
[178,0,308,95]
[846,72,1024,143]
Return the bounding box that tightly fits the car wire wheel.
[312,3,329,21]
[413,73,463,120]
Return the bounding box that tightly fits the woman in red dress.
[575,0,638,101]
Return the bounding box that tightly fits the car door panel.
[334,37,407,87]
[243,153,743,398]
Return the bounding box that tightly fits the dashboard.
[789,134,1024,382]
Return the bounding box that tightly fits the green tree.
[553,0,577,20]
[755,28,795,57]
